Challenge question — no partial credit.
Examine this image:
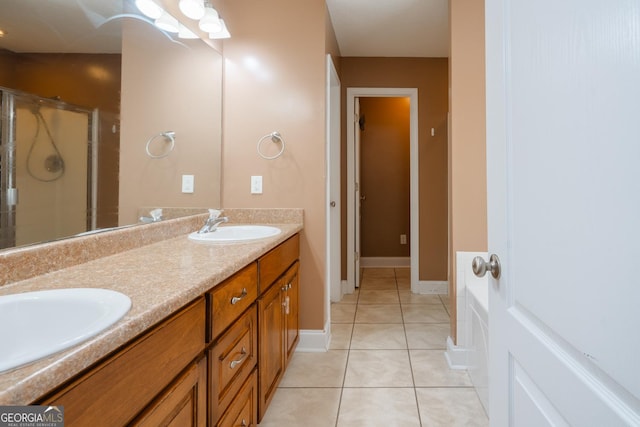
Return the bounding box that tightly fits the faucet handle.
[208,209,222,219]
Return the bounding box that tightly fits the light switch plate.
[251,176,263,194]
[182,175,194,193]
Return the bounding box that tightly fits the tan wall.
[340,58,449,281]
[119,20,222,225]
[449,0,488,342]
[325,6,342,73]
[221,0,328,330]
[359,97,411,257]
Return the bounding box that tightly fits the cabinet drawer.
[41,298,206,427]
[209,305,258,425]
[258,234,299,294]
[209,263,258,341]
[216,369,258,427]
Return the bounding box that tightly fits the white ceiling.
[326,0,449,58]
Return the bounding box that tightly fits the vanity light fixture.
[134,0,163,19]
[179,0,205,20]
[155,11,179,33]
[178,23,199,39]
[198,6,222,33]
[209,19,230,39]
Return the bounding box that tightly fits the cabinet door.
[283,261,299,365]
[132,357,207,427]
[257,279,285,421]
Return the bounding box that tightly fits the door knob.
[330,201,336,207]
[472,254,501,279]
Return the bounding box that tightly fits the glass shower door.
[0,90,95,248]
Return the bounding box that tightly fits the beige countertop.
[0,213,302,405]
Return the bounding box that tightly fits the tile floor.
[258,267,489,426]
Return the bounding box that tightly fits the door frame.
[346,87,419,293]
[326,54,342,307]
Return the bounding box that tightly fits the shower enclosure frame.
[0,87,98,249]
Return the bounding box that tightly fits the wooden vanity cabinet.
[34,233,300,427]
[257,235,300,421]
[39,298,206,427]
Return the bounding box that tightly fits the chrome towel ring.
[257,131,285,160]
[145,131,175,159]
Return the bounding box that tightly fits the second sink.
[188,225,281,243]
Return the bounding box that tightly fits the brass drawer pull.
[230,347,248,369]
[241,420,247,427]
[230,288,248,305]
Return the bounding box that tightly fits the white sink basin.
[188,225,281,243]
[0,288,131,372]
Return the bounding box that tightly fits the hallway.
[259,268,488,426]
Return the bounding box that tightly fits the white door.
[354,97,362,288]
[486,0,640,425]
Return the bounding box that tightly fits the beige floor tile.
[405,323,450,349]
[344,350,413,387]
[358,289,400,304]
[396,278,411,290]
[331,303,357,323]
[337,388,421,427]
[362,267,396,278]
[399,291,446,305]
[340,289,360,304]
[415,388,488,427]
[350,323,407,349]
[402,304,450,323]
[359,277,397,290]
[279,350,348,387]
[410,350,472,387]
[355,304,403,323]
[394,267,410,278]
[330,323,353,349]
[258,387,341,427]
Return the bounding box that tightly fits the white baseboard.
[414,280,449,294]
[296,323,330,352]
[360,257,410,267]
[445,336,469,370]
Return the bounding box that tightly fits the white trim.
[296,326,330,352]
[341,280,351,296]
[415,280,448,294]
[445,336,469,370]
[326,54,342,305]
[360,257,410,268]
[346,88,419,294]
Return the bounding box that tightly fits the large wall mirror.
[0,0,223,250]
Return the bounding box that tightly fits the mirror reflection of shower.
[26,97,66,182]
[0,88,97,248]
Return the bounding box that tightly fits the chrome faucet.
[198,209,229,234]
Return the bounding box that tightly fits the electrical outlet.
[181,175,194,193]
[400,234,407,245]
[251,176,263,194]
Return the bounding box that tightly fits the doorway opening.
[346,88,419,293]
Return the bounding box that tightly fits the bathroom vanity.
[0,209,303,426]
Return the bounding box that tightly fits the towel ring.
[257,131,285,160]
[145,131,175,159]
